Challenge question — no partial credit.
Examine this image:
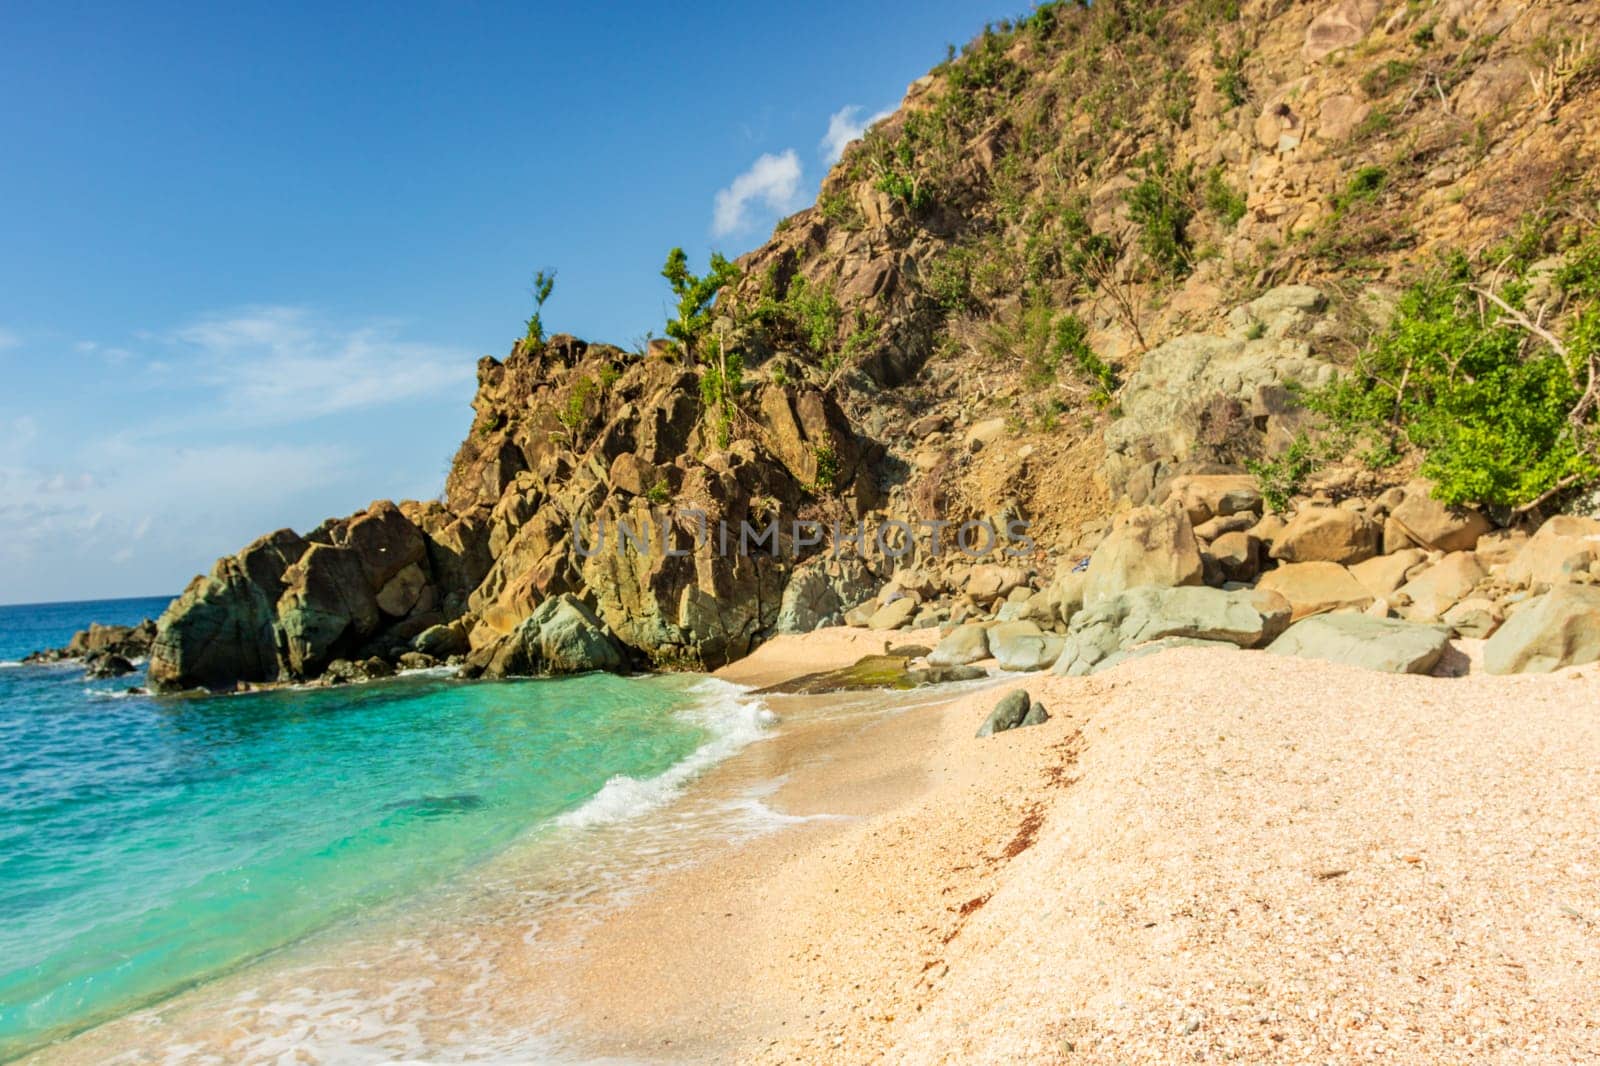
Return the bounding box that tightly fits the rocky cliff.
[148,0,1600,690]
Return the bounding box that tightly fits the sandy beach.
[535,635,1600,1064]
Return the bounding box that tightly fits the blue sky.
[0,1,1015,605]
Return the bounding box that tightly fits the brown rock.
[1084,504,1205,607]
[1303,0,1382,61]
[1257,561,1373,621]
[1209,532,1261,583]
[1396,551,1487,621]
[1348,548,1428,600]
[1270,506,1379,566]
[1505,516,1600,589]
[1441,597,1503,639]
[1167,474,1263,526]
[1388,485,1492,553]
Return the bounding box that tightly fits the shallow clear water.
[0,598,745,1061]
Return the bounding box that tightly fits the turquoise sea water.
[0,598,743,1061]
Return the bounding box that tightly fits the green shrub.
[1331,165,1388,215]
[1307,249,1600,508]
[698,344,744,448]
[1124,150,1196,277]
[1204,166,1247,226]
[926,246,978,312]
[753,270,842,357]
[810,441,840,494]
[558,377,596,436]
[662,248,740,362]
[524,269,556,347]
[1360,59,1416,98]
[1246,433,1322,512]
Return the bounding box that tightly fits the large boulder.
[1113,585,1293,648]
[1395,552,1486,621]
[1269,507,1379,566]
[147,528,307,691]
[775,556,875,634]
[988,621,1065,671]
[1268,614,1451,674]
[1256,561,1373,621]
[1505,516,1600,589]
[1083,504,1204,607]
[965,564,1029,603]
[1051,621,1125,677]
[483,594,627,677]
[1483,586,1600,675]
[1166,474,1263,526]
[1302,0,1382,61]
[929,624,991,666]
[1207,531,1262,583]
[276,544,382,678]
[1387,483,1492,553]
[1090,636,1241,674]
[1348,549,1428,600]
[1051,584,1291,676]
[867,597,919,631]
[1101,313,1336,494]
[975,690,1033,738]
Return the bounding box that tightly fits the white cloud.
[820,105,894,164]
[712,150,805,237]
[0,328,21,352]
[0,440,349,589]
[169,306,475,423]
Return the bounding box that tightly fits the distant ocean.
[0,596,771,1061]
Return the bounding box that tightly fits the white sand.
[555,643,1600,1064]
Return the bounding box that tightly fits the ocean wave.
[555,678,775,831]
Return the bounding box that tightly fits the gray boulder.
[976,690,1033,737]
[484,595,627,677]
[413,622,468,659]
[1267,613,1451,674]
[929,623,991,666]
[1483,586,1600,674]
[775,557,875,633]
[1051,617,1125,677]
[1113,585,1293,648]
[988,621,1065,671]
[1091,637,1241,674]
[1021,698,1050,727]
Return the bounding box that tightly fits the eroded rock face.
[147,529,306,690]
[148,338,869,689]
[479,594,626,678]
[1102,289,1337,497]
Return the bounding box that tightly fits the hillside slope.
[148,0,1600,690]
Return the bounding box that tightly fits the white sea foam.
[555,678,774,831]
